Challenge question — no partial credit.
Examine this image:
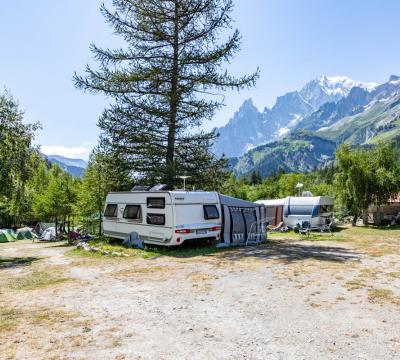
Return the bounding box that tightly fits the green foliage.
[31,164,79,233]
[334,142,400,223]
[221,167,335,202]
[0,91,40,227]
[75,149,114,234]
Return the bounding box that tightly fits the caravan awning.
[219,194,263,208]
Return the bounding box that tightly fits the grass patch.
[0,308,21,332]
[0,256,41,269]
[66,248,118,258]
[345,279,367,291]
[0,307,79,334]
[6,271,70,291]
[268,230,346,242]
[368,287,400,306]
[68,238,232,259]
[29,308,77,325]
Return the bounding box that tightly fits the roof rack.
[131,185,151,192]
[149,184,168,191]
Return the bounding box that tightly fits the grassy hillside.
[319,94,400,145]
[233,131,336,177]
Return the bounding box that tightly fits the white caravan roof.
[256,199,285,206]
[284,196,334,206]
[106,191,219,205]
[106,191,263,207]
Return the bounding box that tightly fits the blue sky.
[1,0,399,159]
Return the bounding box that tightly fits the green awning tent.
[0,229,17,243]
[16,227,38,240]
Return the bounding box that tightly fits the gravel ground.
[0,236,399,360]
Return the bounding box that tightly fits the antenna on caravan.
[295,183,304,196]
[177,176,191,191]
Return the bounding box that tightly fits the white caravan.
[283,196,334,228]
[103,190,266,246]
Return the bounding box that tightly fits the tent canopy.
[16,227,38,240]
[0,229,17,243]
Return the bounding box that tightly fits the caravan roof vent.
[150,184,168,191]
[132,185,151,192]
[302,191,314,197]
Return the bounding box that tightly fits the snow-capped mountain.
[299,76,377,109]
[214,75,377,157]
[231,75,400,178]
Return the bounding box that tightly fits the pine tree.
[250,170,262,185]
[75,0,258,188]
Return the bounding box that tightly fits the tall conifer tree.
[75,0,258,188]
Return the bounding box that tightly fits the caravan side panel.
[103,192,174,244]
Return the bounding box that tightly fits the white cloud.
[41,145,92,160]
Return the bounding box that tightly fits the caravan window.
[147,197,165,209]
[147,213,165,226]
[204,205,219,220]
[123,205,142,220]
[104,204,118,218]
[320,205,333,213]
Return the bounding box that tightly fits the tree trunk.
[352,213,358,227]
[166,0,180,187]
[55,216,58,237]
[99,206,103,236]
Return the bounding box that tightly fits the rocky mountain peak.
[389,74,400,83]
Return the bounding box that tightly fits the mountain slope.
[319,92,400,145]
[295,75,400,132]
[232,131,336,177]
[213,99,268,157]
[215,76,376,157]
[232,75,400,178]
[43,154,87,177]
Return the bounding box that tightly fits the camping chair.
[389,212,400,226]
[298,221,311,236]
[320,218,333,234]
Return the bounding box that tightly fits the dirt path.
[1,239,399,359]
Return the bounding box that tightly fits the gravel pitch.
[0,237,399,360]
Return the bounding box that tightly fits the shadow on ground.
[0,256,41,269]
[217,241,361,264]
[147,239,361,263]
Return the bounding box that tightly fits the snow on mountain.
[317,76,378,96]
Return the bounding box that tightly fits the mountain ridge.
[41,154,87,178]
[230,75,400,178]
[214,75,378,157]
